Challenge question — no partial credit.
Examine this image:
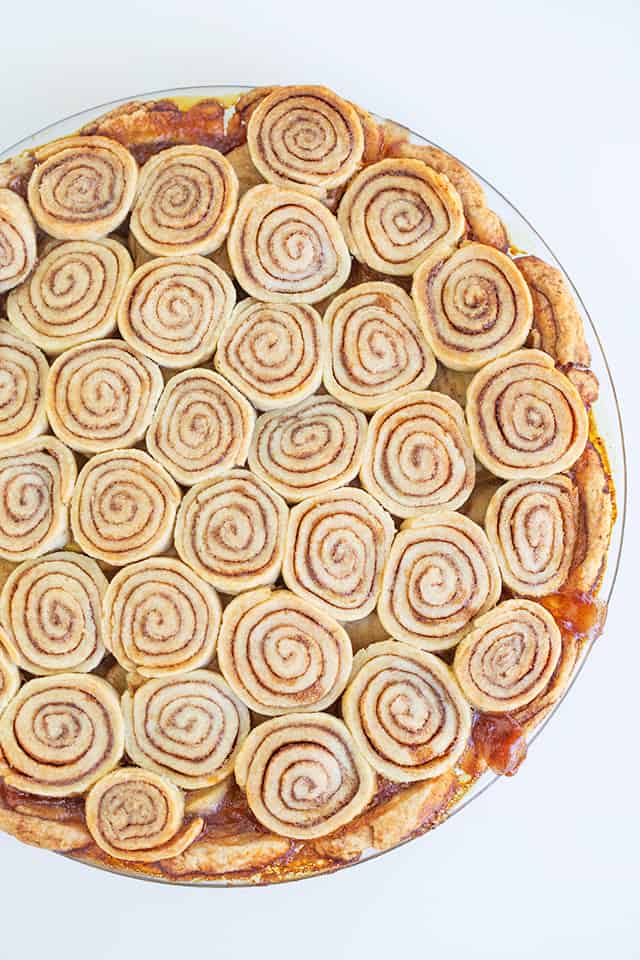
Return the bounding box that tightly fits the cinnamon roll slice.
[234,712,375,839]
[0,188,37,293]
[218,588,352,714]
[248,394,367,503]
[246,85,364,196]
[360,391,475,518]
[453,599,562,713]
[6,239,133,354]
[0,322,49,450]
[485,475,578,597]
[342,640,472,782]
[214,299,325,410]
[71,449,181,566]
[0,552,107,675]
[0,641,20,716]
[122,670,250,789]
[466,349,589,479]
[385,141,508,250]
[129,145,238,256]
[0,437,76,562]
[283,489,395,622]
[117,256,235,369]
[227,184,351,303]
[85,767,203,862]
[174,469,288,594]
[104,557,221,677]
[145,370,255,487]
[337,158,465,276]
[323,282,436,412]
[27,136,138,240]
[378,510,501,651]
[46,340,163,454]
[0,673,124,796]
[412,243,533,370]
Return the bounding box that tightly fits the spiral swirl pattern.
[46,340,163,454]
[0,552,108,675]
[129,145,238,256]
[174,468,288,594]
[0,638,20,716]
[7,239,133,354]
[104,557,221,677]
[378,510,502,651]
[214,299,325,410]
[218,588,352,715]
[283,489,395,622]
[323,282,436,412]
[247,85,364,196]
[248,395,367,503]
[466,349,589,479]
[0,188,37,293]
[234,712,375,839]
[412,242,533,370]
[360,390,475,518]
[85,767,204,862]
[27,136,138,240]
[0,437,76,562]
[0,322,49,450]
[117,255,236,369]
[227,184,351,304]
[485,475,578,597]
[453,599,562,712]
[337,158,465,276]
[146,370,255,487]
[71,449,181,567]
[342,641,472,782]
[0,673,124,796]
[123,670,250,788]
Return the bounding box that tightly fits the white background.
[1,1,638,957]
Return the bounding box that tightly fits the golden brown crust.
[517,255,598,406]
[80,98,227,165]
[162,831,293,878]
[0,806,91,852]
[568,443,614,593]
[386,141,508,251]
[313,771,458,861]
[511,631,581,734]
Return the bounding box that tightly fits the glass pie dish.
[0,84,626,886]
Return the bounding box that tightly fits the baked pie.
[0,84,617,884]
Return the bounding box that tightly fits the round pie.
[0,85,617,885]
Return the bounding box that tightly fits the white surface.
[1,2,638,957]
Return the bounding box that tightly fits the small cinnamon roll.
[323,282,436,412]
[227,184,351,303]
[0,322,49,450]
[378,510,501,651]
[28,136,138,240]
[0,188,37,293]
[218,588,352,714]
[145,369,255,487]
[453,599,562,713]
[235,712,376,839]
[214,299,325,410]
[129,145,238,256]
[7,239,133,354]
[466,349,589,479]
[342,640,472,782]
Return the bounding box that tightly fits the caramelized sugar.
[470,714,528,777]
[540,589,607,639]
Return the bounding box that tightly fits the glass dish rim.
[0,83,627,889]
